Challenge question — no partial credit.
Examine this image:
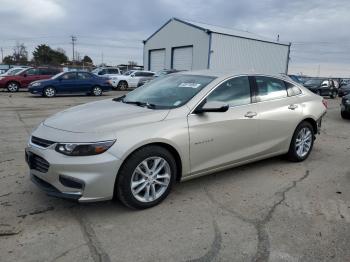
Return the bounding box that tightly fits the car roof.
[178,69,291,79]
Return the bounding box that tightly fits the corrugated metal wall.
[144,20,209,71]
[209,33,290,74]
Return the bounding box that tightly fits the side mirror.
[194,100,229,114]
[23,73,27,77]
[130,74,135,78]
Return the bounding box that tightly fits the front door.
[188,76,260,175]
[59,72,78,93]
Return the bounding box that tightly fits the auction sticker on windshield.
[178,83,201,88]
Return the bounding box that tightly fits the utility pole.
[71,35,77,63]
[0,48,3,63]
[101,51,104,65]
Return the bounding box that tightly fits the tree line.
[3,43,93,66]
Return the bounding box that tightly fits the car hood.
[43,99,169,133]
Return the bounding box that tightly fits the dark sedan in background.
[28,71,112,97]
[338,84,350,97]
[303,79,337,98]
[341,95,350,119]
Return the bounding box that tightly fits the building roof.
[145,17,290,46]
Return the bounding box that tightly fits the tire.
[118,81,128,91]
[341,111,350,119]
[116,145,177,209]
[286,121,314,162]
[92,86,102,96]
[7,82,20,92]
[330,90,337,99]
[43,86,56,98]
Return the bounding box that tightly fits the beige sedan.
[26,71,327,209]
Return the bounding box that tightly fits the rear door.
[188,76,260,175]
[76,72,94,92]
[253,76,303,155]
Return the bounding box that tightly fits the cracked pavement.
[0,91,349,262]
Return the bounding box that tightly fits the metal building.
[143,18,291,74]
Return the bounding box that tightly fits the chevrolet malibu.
[26,71,327,209]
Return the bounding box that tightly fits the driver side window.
[206,76,251,107]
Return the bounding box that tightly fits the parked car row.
[302,78,338,98]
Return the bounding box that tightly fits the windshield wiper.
[113,96,156,109]
[125,101,156,109]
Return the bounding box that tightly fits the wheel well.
[302,118,318,134]
[120,142,183,182]
[6,81,21,88]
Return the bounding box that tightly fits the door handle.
[288,104,298,110]
[244,111,257,118]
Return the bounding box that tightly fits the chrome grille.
[31,136,55,148]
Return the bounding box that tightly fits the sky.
[0,0,349,77]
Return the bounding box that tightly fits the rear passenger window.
[285,81,302,96]
[207,76,251,107]
[255,76,287,101]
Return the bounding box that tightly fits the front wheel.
[116,146,176,209]
[92,86,102,96]
[43,87,56,97]
[118,81,128,91]
[287,121,314,162]
[7,82,20,92]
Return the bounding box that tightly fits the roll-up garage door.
[149,49,166,72]
[172,46,193,70]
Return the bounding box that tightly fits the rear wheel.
[287,121,314,162]
[43,87,56,97]
[92,86,102,96]
[7,82,20,92]
[118,81,128,91]
[116,145,176,209]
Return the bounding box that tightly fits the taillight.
[322,99,328,109]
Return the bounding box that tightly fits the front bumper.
[25,141,122,202]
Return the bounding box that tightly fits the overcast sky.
[0,0,350,76]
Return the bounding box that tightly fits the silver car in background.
[26,71,327,209]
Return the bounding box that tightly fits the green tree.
[2,55,14,64]
[32,44,68,65]
[82,55,93,64]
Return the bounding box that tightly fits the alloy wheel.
[130,157,171,203]
[295,127,312,158]
[93,87,102,96]
[7,82,19,92]
[45,87,55,97]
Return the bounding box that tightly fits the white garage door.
[149,49,166,72]
[172,46,193,70]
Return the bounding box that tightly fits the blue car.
[28,71,112,97]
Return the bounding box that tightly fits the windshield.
[91,68,100,74]
[123,70,134,76]
[15,68,29,75]
[51,72,66,79]
[304,79,323,85]
[120,74,216,109]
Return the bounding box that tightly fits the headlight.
[31,82,41,87]
[55,140,115,156]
